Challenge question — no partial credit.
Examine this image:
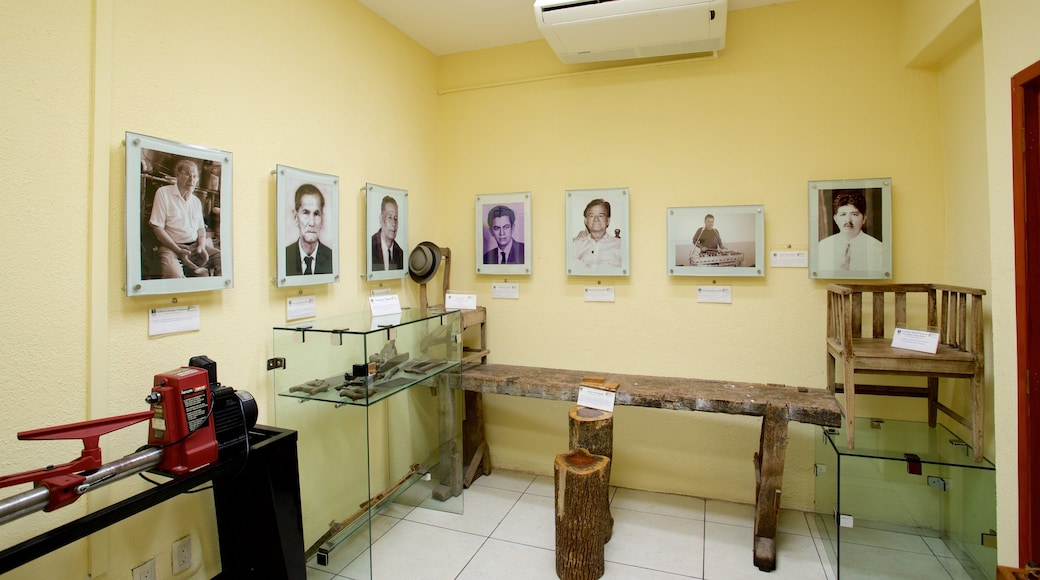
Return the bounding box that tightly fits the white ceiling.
[355,0,797,56]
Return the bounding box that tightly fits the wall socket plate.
[173,535,192,574]
[132,558,156,580]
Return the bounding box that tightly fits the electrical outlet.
[131,558,156,580]
[172,535,192,574]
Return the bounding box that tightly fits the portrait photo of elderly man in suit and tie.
[365,184,409,281]
[275,165,339,287]
[285,183,334,276]
[371,195,404,271]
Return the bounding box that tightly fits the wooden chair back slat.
[872,293,885,338]
[894,292,907,330]
[958,293,968,349]
[927,289,938,329]
[972,294,984,355]
[851,293,862,338]
[940,290,951,345]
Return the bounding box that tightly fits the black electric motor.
[188,355,259,458]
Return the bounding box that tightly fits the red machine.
[0,357,256,526]
[146,366,219,475]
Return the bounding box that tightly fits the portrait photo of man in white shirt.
[811,179,891,280]
[565,188,630,276]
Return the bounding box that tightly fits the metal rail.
[0,448,163,526]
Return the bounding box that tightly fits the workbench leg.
[434,383,463,500]
[753,404,790,572]
[842,358,856,449]
[463,391,491,487]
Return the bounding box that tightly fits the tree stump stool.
[568,405,614,542]
[554,448,610,580]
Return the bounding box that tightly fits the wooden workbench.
[457,364,843,573]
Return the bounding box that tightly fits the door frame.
[1012,58,1040,567]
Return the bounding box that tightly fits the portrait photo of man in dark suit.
[483,205,525,265]
[371,195,404,270]
[285,183,333,275]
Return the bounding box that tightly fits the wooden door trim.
[1012,57,1040,567]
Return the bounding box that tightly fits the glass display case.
[272,308,463,573]
[814,418,996,580]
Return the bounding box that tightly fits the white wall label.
[770,250,809,268]
[287,296,316,320]
[149,305,200,336]
[584,286,615,303]
[697,286,732,303]
[492,283,520,299]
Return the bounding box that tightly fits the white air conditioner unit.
[534,0,727,64]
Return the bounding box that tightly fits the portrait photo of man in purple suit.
[483,205,525,265]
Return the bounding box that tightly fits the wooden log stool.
[554,448,611,580]
[568,405,614,542]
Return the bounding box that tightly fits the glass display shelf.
[815,418,996,580]
[272,308,463,577]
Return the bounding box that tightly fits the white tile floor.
[304,470,973,580]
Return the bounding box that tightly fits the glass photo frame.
[475,192,532,275]
[365,183,408,281]
[808,178,893,279]
[125,131,233,296]
[668,205,764,277]
[276,165,339,287]
[565,187,630,276]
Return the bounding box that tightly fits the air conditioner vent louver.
[541,0,621,13]
[534,0,727,64]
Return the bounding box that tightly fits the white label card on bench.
[369,294,401,317]
[577,386,616,412]
[445,293,477,310]
[891,328,939,354]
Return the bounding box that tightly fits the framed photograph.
[125,132,233,296]
[276,165,339,287]
[668,205,764,277]
[565,187,630,276]
[475,192,532,275]
[808,177,892,279]
[365,183,408,281]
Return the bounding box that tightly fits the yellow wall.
[436,0,950,503]
[0,0,94,575]
[1,0,439,577]
[1,0,1031,575]
[979,0,1040,565]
